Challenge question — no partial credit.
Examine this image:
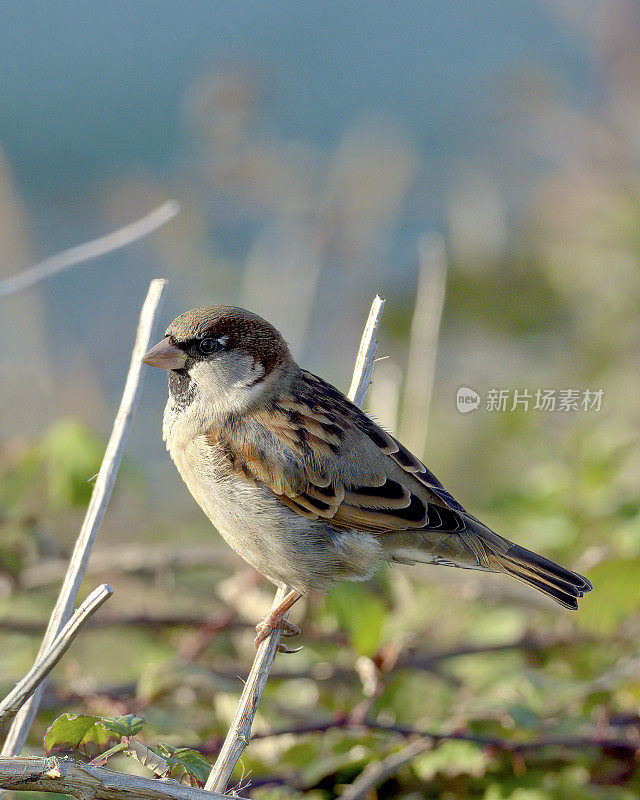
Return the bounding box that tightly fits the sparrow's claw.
[277,643,304,654]
[254,615,301,649]
[279,620,301,637]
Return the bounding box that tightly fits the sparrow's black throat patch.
[168,368,196,410]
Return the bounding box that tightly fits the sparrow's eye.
[198,337,219,355]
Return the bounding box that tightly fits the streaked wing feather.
[212,369,469,538]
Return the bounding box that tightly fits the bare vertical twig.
[204,585,290,792]
[0,201,179,298]
[1,278,167,756]
[205,294,386,793]
[0,584,113,725]
[398,234,447,456]
[348,295,385,407]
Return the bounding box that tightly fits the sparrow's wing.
[214,370,591,609]
[217,369,470,529]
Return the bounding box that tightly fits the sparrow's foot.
[254,616,301,649]
[253,588,304,651]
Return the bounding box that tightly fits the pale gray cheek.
[188,355,264,415]
[238,360,265,388]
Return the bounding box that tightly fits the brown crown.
[166,305,292,376]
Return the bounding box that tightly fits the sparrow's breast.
[164,419,381,593]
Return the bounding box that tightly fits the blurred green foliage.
[0,419,105,515]
[326,582,387,656]
[1,361,639,798]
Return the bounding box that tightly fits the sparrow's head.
[143,305,292,415]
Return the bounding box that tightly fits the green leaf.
[155,744,212,787]
[300,744,370,787]
[326,582,386,655]
[0,447,40,513]
[99,714,145,738]
[44,713,145,760]
[44,715,118,760]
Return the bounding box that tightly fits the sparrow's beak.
[142,337,188,370]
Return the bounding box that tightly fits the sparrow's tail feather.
[384,517,592,610]
[490,542,592,610]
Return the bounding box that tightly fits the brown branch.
[204,585,292,791]
[347,295,385,407]
[0,612,247,635]
[250,715,640,755]
[20,633,588,717]
[0,756,243,800]
[394,632,592,670]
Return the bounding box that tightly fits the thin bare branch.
[339,737,434,800]
[348,294,385,406]
[205,585,290,792]
[398,233,447,455]
[0,585,113,725]
[0,756,244,800]
[205,294,385,793]
[0,201,178,298]
[1,278,167,756]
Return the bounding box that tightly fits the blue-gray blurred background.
[4,1,636,486]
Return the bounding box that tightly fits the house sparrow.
[143,305,592,649]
